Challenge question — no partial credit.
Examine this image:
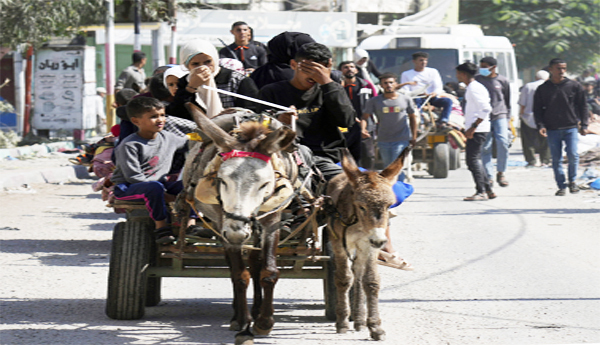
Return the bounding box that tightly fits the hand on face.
[189,65,212,88]
[297,60,332,86]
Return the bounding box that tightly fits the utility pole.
[134,0,142,52]
[22,45,33,136]
[105,0,116,131]
[168,0,177,64]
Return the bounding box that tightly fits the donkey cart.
[406,95,464,180]
[104,200,338,322]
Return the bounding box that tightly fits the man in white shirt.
[401,51,453,130]
[518,70,550,167]
[456,62,495,201]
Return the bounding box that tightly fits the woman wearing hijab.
[250,32,315,90]
[167,39,259,120]
[354,48,382,86]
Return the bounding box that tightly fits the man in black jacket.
[534,58,589,196]
[259,42,356,181]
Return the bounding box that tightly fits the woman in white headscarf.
[353,48,382,86]
[167,39,259,120]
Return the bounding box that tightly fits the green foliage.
[460,0,600,70]
[0,0,106,50]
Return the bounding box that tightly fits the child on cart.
[110,97,189,244]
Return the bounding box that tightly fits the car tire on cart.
[430,142,450,178]
[449,147,461,170]
[322,229,337,321]
[106,220,153,320]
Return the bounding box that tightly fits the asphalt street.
[1,149,599,345]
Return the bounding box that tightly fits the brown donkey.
[326,147,410,341]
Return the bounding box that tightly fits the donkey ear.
[340,148,361,186]
[185,102,237,152]
[255,126,296,156]
[380,145,412,184]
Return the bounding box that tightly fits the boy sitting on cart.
[110,97,189,244]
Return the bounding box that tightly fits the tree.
[0,0,106,50]
[460,0,600,70]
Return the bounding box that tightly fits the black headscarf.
[250,32,315,90]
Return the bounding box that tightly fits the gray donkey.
[326,147,410,341]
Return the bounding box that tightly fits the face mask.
[479,67,492,77]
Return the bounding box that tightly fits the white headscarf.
[353,48,374,85]
[163,65,187,88]
[179,40,223,117]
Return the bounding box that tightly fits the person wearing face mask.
[475,56,512,188]
[167,39,259,120]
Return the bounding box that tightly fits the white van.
[358,25,521,118]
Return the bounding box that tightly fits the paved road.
[1,155,599,345]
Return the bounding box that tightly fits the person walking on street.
[518,70,551,167]
[456,62,495,201]
[115,52,147,93]
[476,56,511,187]
[362,73,418,181]
[534,58,589,196]
[218,21,267,74]
[339,61,377,168]
[400,51,453,130]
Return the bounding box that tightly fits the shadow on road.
[0,297,333,345]
[0,239,111,266]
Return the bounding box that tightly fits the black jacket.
[534,78,589,130]
[259,81,356,162]
[219,42,267,70]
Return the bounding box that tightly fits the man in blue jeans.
[534,58,589,196]
[400,52,453,131]
[362,73,418,181]
[476,56,512,187]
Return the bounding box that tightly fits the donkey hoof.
[354,321,367,332]
[235,335,254,345]
[370,329,386,341]
[252,324,273,336]
[230,320,241,331]
[336,327,349,334]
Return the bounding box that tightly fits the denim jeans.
[466,132,492,194]
[482,118,510,179]
[414,96,453,123]
[547,127,579,189]
[377,140,409,181]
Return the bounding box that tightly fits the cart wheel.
[106,220,153,320]
[322,229,337,321]
[449,147,461,171]
[145,240,161,307]
[430,143,450,178]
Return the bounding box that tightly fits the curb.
[1,141,94,189]
[0,141,76,160]
[0,165,93,189]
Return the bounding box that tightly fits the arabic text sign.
[33,48,83,130]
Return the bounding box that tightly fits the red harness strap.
[220,150,271,163]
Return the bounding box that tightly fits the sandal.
[377,251,414,271]
[463,193,488,201]
[68,155,92,166]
